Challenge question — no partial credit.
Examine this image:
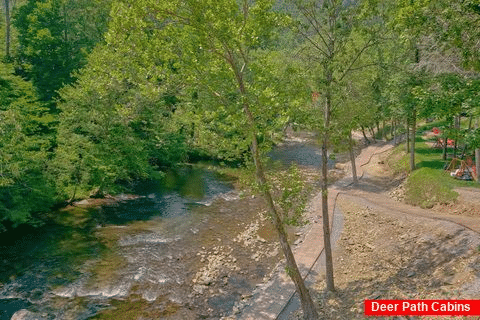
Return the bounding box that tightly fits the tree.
[54,36,188,200]
[13,0,111,102]
[0,64,56,228]
[177,1,318,316]
[339,58,384,183]
[294,0,387,292]
[102,0,319,316]
[394,0,480,171]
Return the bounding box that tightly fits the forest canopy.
[0,0,479,228]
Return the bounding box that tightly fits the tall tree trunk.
[476,120,480,183]
[443,133,448,160]
[390,119,394,138]
[393,120,397,145]
[443,119,453,160]
[233,62,318,318]
[476,148,480,182]
[406,117,410,153]
[349,130,358,184]
[382,120,386,140]
[461,115,473,158]
[4,0,10,59]
[250,132,318,319]
[361,125,370,144]
[453,116,460,159]
[369,127,376,143]
[410,108,416,171]
[322,83,335,292]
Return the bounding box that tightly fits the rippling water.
[268,139,334,169]
[0,140,327,320]
[0,167,235,320]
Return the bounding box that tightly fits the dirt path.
[292,142,480,319]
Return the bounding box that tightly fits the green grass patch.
[386,120,480,208]
[404,168,458,208]
[385,145,410,175]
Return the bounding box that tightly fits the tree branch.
[338,37,378,82]
[298,28,329,58]
[297,2,330,52]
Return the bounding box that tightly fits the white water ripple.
[118,234,181,246]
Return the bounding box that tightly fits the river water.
[0,137,331,320]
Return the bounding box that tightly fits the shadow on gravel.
[313,228,477,320]
[344,175,404,195]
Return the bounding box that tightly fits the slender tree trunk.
[476,120,480,183]
[443,133,448,160]
[476,148,480,182]
[250,133,318,319]
[376,121,380,138]
[4,0,10,59]
[460,115,473,158]
[68,185,77,204]
[393,120,397,145]
[233,62,318,318]
[390,119,394,138]
[382,120,386,140]
[410,108,416,171]
[249,120,318,319]
[318,10,336,294]
[361,125,370,144]
[406,117,410,153]
[443,119,453,160]
[453,116,460,159]
[322,83,335,292]
[369,127,376,143]
[349,130,358,184]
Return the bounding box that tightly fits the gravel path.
[306,144,480,319]
[288,141,480,319]
[236,138,480,320]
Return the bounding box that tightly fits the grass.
[404,168,458,208]
[387,120,480,208]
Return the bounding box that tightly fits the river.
[0,135,334,320]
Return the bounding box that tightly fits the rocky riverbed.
[3,133,343,320]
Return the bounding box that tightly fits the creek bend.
[0,136,336,319]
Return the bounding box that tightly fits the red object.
[364,300,480,316]
[432,127,440,135]
[311,92,320,102]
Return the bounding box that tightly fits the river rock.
[193,284,207,295]
[11,309,44,320]
[294,238,303,245]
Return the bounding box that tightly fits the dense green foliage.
[0,0,480,228]
[13,0,111,101]
[0,63,55,227]
[53,42,188,199]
